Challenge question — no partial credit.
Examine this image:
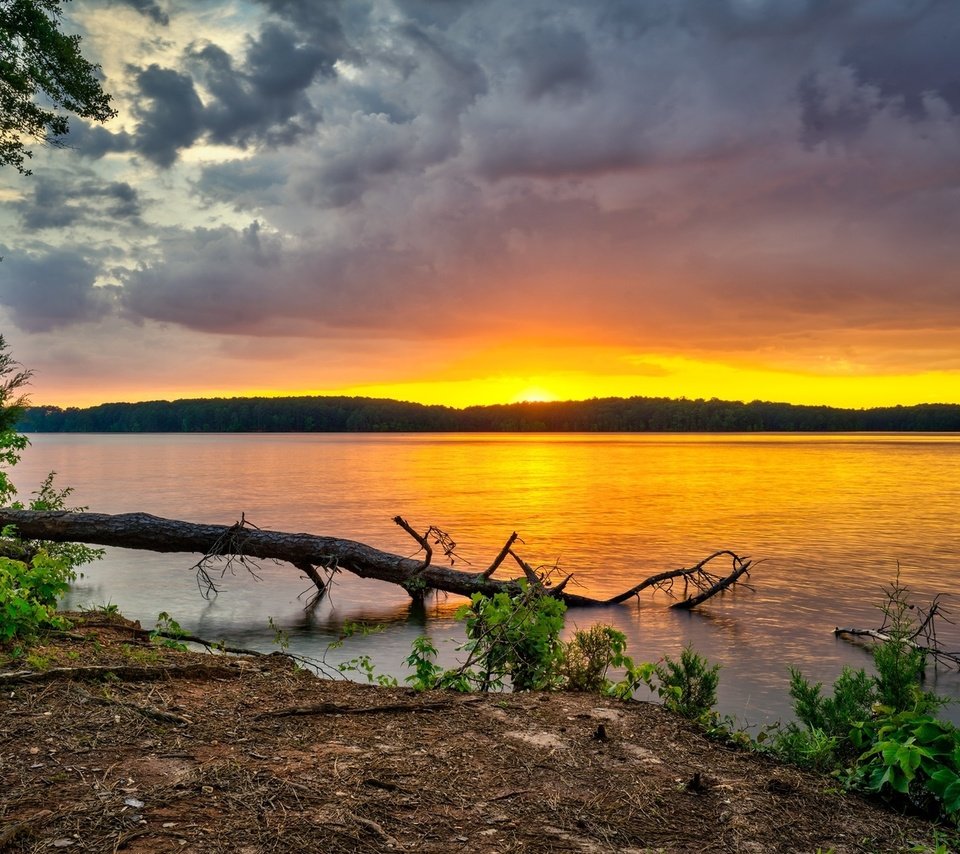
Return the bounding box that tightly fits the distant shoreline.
[17,394,960,433]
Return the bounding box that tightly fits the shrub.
[872,574,941,715]
[654,645,720,720]
[0,552,74,642]
[405,635,444,691]
[0,337,101,644]
[561,624,630,693]
[789,666,875,736]
[452,580,567,692]
[775,576,960,824]
[848,710,960,821]
[768,725,839,771]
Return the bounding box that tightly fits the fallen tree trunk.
[0,509,753,609]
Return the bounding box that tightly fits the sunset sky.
[2,0,959,409]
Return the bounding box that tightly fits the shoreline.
[0,612,948,853]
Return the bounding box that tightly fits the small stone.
[124,797,145,809]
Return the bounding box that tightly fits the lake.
[14,432,960,725]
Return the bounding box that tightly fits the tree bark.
[0,509,752,609]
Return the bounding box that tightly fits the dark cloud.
[63,121,134,160]
[132,65,206,167]
[296,123,411,208]
[16,177,143,230]
[114,0,169,25]
[187,23,331,149]
[116,220,455,336]
[398,23,488,116]
[843,1,960,116]
[17,180,85,230]
[119,224,288,333]
[126,10,346,167]
[255,0,348,48]
[103,182,142,219]
[797,71,875,147]
[596,1,676,39]
[681,0,846,39]
[509,26,595,101]
[0,248,116,332]
[193,158,287,209]
[389,0,475,29]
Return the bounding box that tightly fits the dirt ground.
[0,614,950,853]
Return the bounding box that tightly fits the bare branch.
[481,532,520,579]
[508,548,543,588]
[835,626,960,670]
[393,515,432,574]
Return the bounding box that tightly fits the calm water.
[14,432,960,725]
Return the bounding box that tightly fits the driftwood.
[0,509,753,610]
[835,627,960,669]
[834,581,960,670]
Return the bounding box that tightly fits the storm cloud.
[3,0,960,402]
[0,247,117,333]
[16,176,143,230]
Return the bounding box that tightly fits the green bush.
[654,645,720,720]
[405,635,444,691]
[561,624,629,692]
[768,725,839,771]
[848,710,960,821]
[452,580,567,692]
[788,665,876,737]
[0,336,101,644]
[0,552,74,642]
[771,576,960,824]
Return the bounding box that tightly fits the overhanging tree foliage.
[0,0,115,173]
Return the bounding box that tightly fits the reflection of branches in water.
[674,607,748,641]
[295,557,342,609]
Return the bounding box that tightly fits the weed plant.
[767,574,960,825]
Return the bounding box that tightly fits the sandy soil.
[0,614,948,853]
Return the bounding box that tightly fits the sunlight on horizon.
[33,355,960,410]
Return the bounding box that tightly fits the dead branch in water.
[0,509,754,610]
[835,582,960,670]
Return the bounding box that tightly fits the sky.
[2,0,960,409]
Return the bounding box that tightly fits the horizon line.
[24,392,960,414]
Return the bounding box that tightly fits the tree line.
[16,395,960,433]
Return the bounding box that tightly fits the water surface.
[15,432,960,724]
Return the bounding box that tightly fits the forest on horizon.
[16,395,960,433]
